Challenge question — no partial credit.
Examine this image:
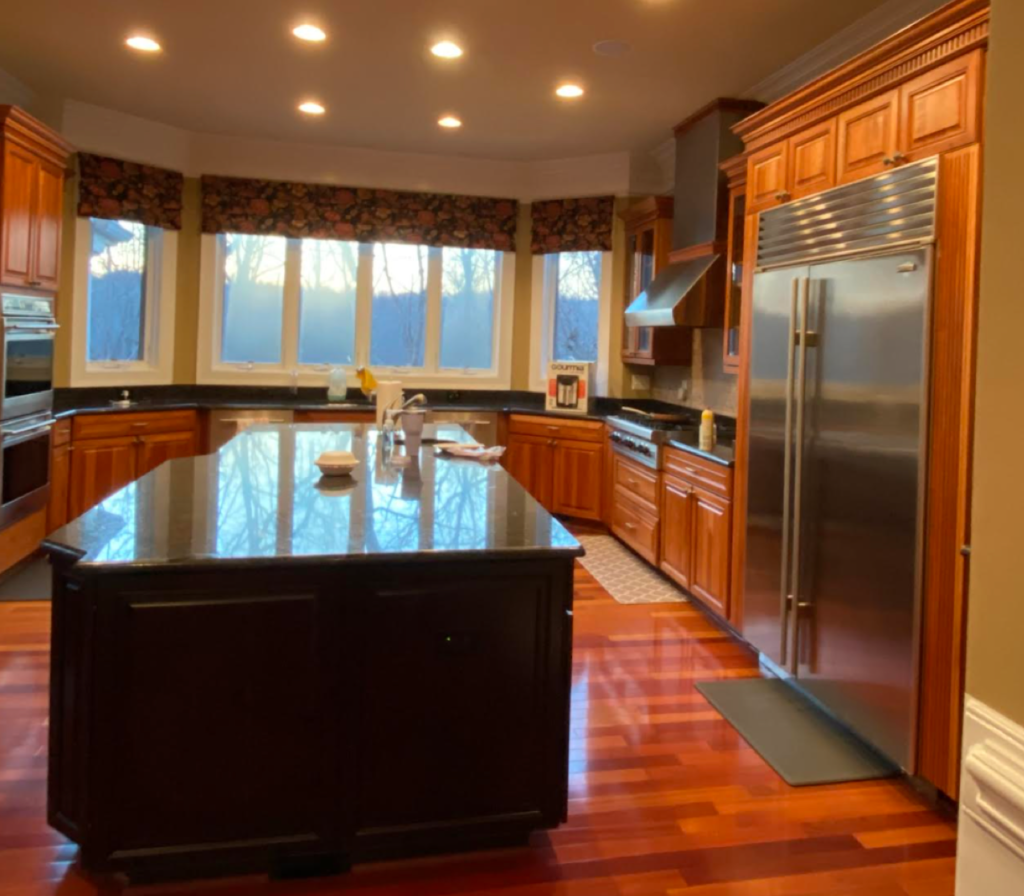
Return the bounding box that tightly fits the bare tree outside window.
[370,243,428,368]
[553,251,601,362]
[86,218,148,362]
[222,233,287,364]
[440,248,496,369]
[300,239,358,365]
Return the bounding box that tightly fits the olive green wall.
[963,0,1024,724]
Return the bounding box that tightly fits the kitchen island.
[43,424,581,881]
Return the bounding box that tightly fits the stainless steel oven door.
[2,321,57,420]
[0,412,53,528]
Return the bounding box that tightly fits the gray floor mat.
[696,677,899,786]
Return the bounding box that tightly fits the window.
[300,238,358,366]
[200,234,515,387]
[529,249,612,394]
[370,243,428,369]
[441,247,497,370]
[552,251,600,363]
[72,217,178,386]
[221,233,286,364]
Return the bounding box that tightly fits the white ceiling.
[0,0,893,161]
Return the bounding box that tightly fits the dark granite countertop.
[666,436,735,467]
[43,423,583,571]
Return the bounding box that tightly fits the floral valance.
[530,195,615,255]
[77,153,184,231]
[200,175,518,251]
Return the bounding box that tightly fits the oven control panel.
[2,294,55,318]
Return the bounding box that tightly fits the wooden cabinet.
[659,447,734,619]
[746,142,790,214]
[789,119,838,200]
[47,418,71,533]
[690,487,732,617]
[551,439,603,519]
[609,452,661,564]
[294,410,376,423]
[837,89,900,185]
[504,415,603,521]
[0,107,71,292]
[505,433,554,511]
[660,478,694,590]
[619,197,692,366]
[67,411,199,520]
[899,50,981,161]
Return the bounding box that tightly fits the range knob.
[640,444,652,456]
[610,431,622,443]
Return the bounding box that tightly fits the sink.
[109,399,134,409]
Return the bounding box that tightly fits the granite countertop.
[666,436,735,467]
[43,423,583,571]
[52,387,737,466]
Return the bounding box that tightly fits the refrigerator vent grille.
[757,157,938,269]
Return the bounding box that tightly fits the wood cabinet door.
[551,438,603,521]
[837,89,899,185]
[105,590,335,853]
[47,442,70,533]
[136,430,196,478]
[659,477,694,591]
[68,436,138,519]
[690,487,732,618]
[899,50,981,162]
[746,142,790,214]
[788,119,837,200]
[32,159,64,290]
[1,142,37,288]
[504,433,553,511]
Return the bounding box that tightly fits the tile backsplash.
[651,329,738,417]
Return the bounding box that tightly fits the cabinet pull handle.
[774,191,791,201]
[624,521,636,532]
[893,151,907,164]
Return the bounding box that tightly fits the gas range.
[606,412,697,471]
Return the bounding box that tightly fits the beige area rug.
[577,535,688,605]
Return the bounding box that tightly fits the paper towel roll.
[375,381,403,426]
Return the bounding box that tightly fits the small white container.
[327,367,348,402]
[315,450,358,477]
[400,409,426,439]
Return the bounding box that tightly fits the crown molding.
[742,0,954,104]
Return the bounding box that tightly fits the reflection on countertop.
[44,423,582,569]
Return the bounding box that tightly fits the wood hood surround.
[727,0,989,799]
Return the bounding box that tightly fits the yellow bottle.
[699,409,715,452]
[355,366,378,398]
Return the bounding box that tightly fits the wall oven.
[1,293,57,421]
[0,411,53,527]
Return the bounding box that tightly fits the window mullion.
[144,227,160,366]
[281,238,302,371]
[425,246,442,373]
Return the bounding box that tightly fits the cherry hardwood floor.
[0,563,957,895]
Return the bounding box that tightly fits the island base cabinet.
[48,559,574,880]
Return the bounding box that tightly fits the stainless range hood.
[625,98,760,327]
[624,255,719,327]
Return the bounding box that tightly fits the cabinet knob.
[774,191,791,202]
[624,522,636,532]
[893,151,908,163]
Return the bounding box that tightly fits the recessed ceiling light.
[438,115,462,129]
[298,101,326,116]
[293,23,326,42]
[431,40,463,59]
[125,35,161,53]
[555,83,585,99]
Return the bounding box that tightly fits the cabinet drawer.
[664,447,733,498]
[294,410,376,423]
[610,495,659,566]
[507,414,604,443]
[72,410,198,441]
[611,452,659,512]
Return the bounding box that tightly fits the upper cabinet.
[0,106,73,293]
[837,89,900,184]
[720,154,747,373]
[619,197,692,367]
[743,48,984,211]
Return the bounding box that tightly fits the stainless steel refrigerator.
[743,158,938,771]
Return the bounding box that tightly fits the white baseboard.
[957,696,1024,894]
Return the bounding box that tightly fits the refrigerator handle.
[779,277,800,666]
[788,276,812,674]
